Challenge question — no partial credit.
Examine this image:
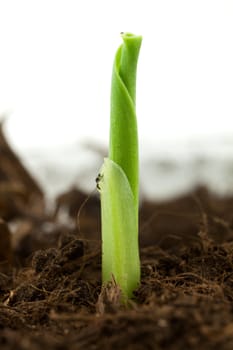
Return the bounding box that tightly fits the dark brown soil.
[1,123,233,349]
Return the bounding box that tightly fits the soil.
[1,123,233,349]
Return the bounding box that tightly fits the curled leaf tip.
[121,32,142,41]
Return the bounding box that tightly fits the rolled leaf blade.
[109,33,142,211]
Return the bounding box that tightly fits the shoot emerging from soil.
[98,33,142,299]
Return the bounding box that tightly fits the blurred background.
[0,0,233,200]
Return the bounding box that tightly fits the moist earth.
[1,123,233,349]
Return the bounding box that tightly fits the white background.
[0,0,233,151]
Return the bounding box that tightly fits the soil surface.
[1,123,233,349]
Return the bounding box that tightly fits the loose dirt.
[1,123,233,349]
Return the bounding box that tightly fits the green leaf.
[99,158,140,298]
[109,33,142,211]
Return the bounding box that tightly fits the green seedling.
[98,33,142,299]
